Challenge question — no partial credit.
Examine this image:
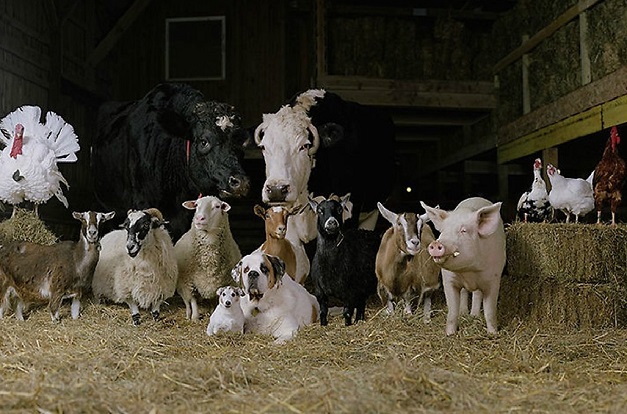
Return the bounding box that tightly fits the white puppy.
[232,251,319,343]
[206,286,245,336]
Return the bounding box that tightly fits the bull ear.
[420,201,448,232]
[476,202,503,237]
[318,123,344,148]
[377,202,397,225]
[156,109,191,139]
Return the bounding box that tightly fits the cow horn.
[254,124,264,146]
[308,123,320,155]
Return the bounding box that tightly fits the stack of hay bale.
[501,222,627,330]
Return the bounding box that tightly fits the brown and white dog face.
[231,251,285,301]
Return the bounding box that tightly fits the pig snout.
[428,240,460,262]
[428,241,446,258]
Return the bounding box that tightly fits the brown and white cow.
[253,89,396,245]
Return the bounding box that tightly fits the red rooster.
[593,126,626,226]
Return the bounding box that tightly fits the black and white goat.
[308,194,380,326]
[0,211,115,321]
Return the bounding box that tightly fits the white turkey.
[546,163,594,223]
[516,158,552,222]
[0,106,80,216]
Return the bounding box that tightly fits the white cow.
[253,89,396,248]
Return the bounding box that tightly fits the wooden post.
[315,0,327,84]
[43,0,62,111]
[579,6,591,85]
[522,35,531,115]
[542,147,558,191]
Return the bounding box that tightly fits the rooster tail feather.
[44,111,80,163]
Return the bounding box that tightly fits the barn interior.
[0,0,624,251]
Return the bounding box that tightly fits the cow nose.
[265,184,290,202]
[428,241,446,258]
[228,175,250,196]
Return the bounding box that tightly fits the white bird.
[546,163,594,223]
[517,158,552,222]
[0,106,80,216]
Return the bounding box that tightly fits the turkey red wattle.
[10,124,24,159]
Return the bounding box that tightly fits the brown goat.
[0,211,115,321]
[375,203,440,323]
[254,204,307,283]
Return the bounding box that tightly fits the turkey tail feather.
[44,111,80,163]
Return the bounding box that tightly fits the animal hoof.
[132,313,141,326]
[151,310,160,321]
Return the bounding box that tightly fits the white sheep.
[174,196,241,320]
[92,208,178,325]
[206,286,245,335]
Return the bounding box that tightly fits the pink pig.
[420,197,506,335]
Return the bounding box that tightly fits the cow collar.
[186,140,191,163]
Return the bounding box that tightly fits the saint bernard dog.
[231,251,319,343]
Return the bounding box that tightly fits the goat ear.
[289,204,305,216]
[377,202,397,224]
[307,196,319,212]
[253,204,266,218]
[231,261,242,284]
[182,200,197,210]
[101,211,116,222]
[72,211,82,221]
[420,201,448,232]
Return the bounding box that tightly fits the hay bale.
[506,222,627,284]
[502,222,627,329]
[0,208,58,246]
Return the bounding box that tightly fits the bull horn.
[308,123,320,155]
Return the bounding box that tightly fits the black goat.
[308,194,380,326]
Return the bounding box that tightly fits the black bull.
[91,83,250,241]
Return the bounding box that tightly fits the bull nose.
[265,184,290,202]
[228,175,250,196]
[428,240,446,258]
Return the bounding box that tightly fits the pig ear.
[476,202,503,237]
[420,201,448,232]
[377,202,397,224]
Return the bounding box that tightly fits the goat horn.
[143,208,164,222]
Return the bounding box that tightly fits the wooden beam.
[493,0,603,73]
[87,0,153,66]
[419,134,497,175]
[329,5,501,21]
[521,35,530,115]
[497,94,627,164]
[319,76,496,109]
[498,65,627,146]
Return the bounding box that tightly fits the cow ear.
[317,123,344,148]
[420,201,448,232]
[156,109,191,139]
[476,202,503,237]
